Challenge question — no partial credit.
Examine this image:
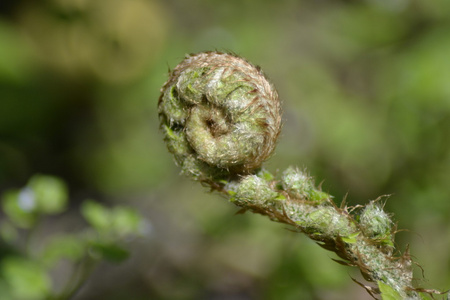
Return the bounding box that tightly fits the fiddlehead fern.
[158,51,434,299]
[158,52,281,183]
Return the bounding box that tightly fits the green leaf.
[0,21,34,83]
[308,190,331,202]
[227,190,236,196]
[81,200,144,237]
[89,242,130,262]
[164,125,176,139]
[418,292,432,299]
[81,200,111,232]
[341,232,360,244]
[0,221,18,243]
[1,257,51,300]
[111,206,142,236]
[1,189,36,228]
[378,237,395,248]
[378,281,402,300]
[41,235,86,267]
[260,169,274,181]
[28,175,68,214]
[274,194,286,201]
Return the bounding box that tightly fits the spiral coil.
[159,52,281,180]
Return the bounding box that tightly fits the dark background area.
[1,0,450,299]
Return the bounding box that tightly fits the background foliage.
[0,0,449,299]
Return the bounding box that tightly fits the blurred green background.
[1,0,450,299]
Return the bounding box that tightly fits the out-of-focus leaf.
[0,21,34,83]
[81,200,111,232]
[41,235,86,267]
[81,200,144,237]
[111,206,142,236]
[1,189,36,228]
[89,241,130,263]
[0,221,18,244]
[28,175,68,214]
[1,257,51,300]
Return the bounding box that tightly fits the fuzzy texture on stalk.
[158,51,432,299]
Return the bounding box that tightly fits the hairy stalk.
[158,51,421,299]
